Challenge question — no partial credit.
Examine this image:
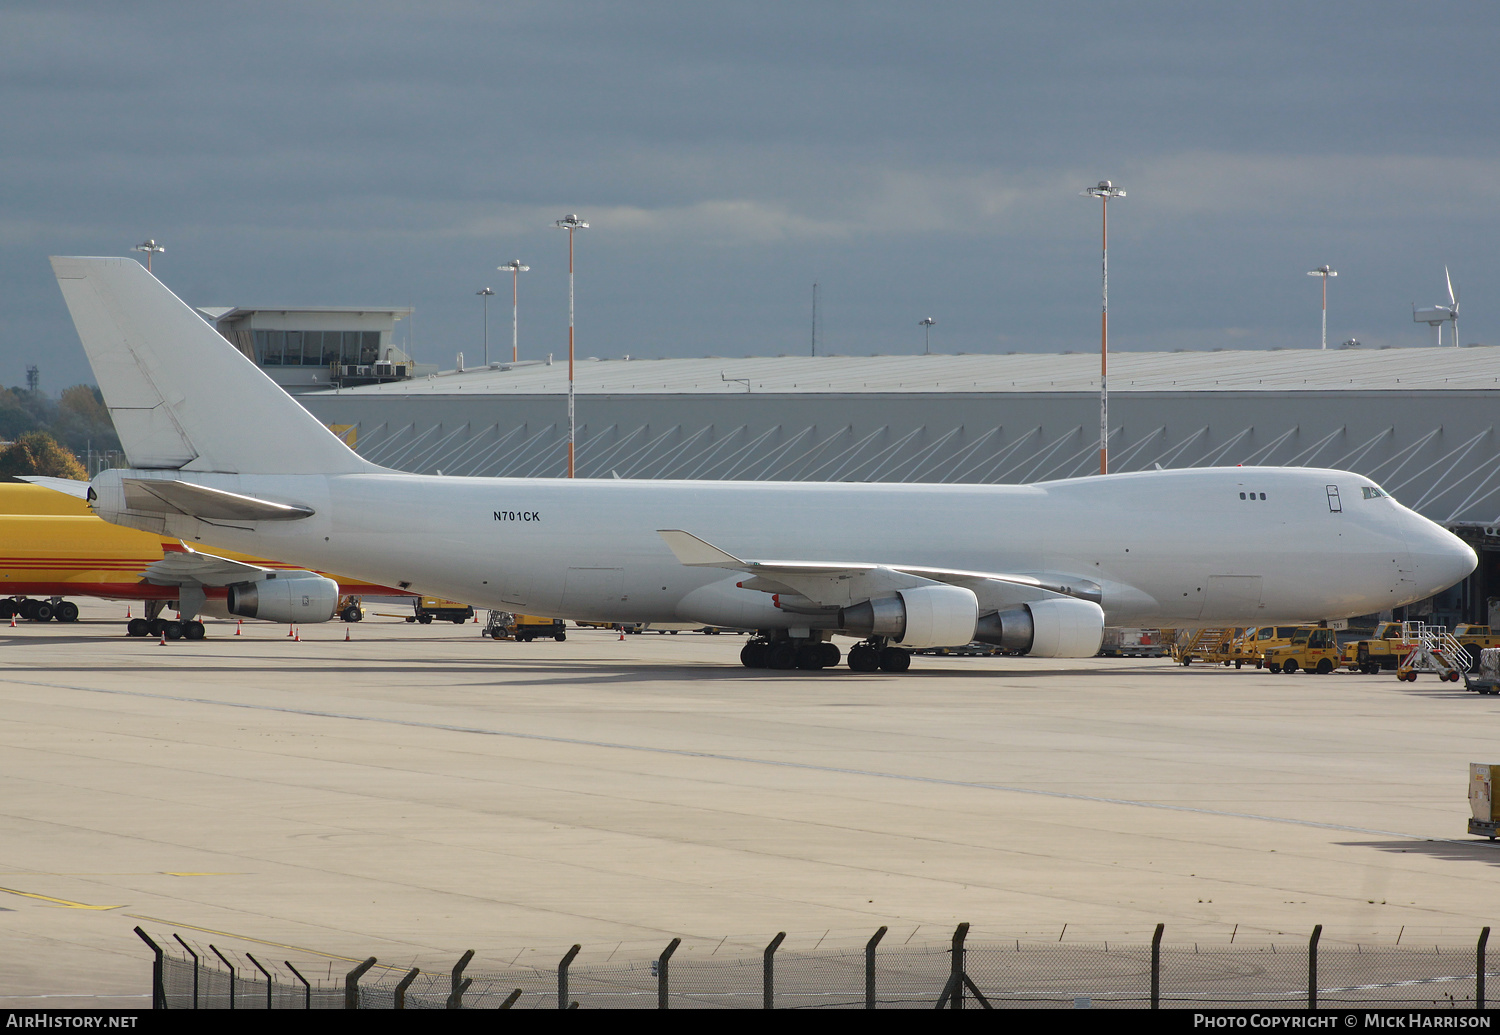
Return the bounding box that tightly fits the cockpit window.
[1361,486,1388,499]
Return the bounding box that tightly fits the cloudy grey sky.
[4,1,1498,391]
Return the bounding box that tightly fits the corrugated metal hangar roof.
[327,346,1500,397]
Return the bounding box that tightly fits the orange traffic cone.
[618,626,625,641]
[344,626,350,642]
[158,630,167,646]
[293,627,300,642]
[9,614,16,628]
[287,624,294,637]
[126,606,132,619]
[235,619,242,636]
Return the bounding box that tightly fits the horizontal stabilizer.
[18,476,91,500]
[122,478,314,522]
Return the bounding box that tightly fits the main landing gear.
[125,600,206,640]
[739,635,911,672]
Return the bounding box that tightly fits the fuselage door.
[1326,485,1342,513]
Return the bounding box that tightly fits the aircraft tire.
[819,642,841,667]
[163,621,183,640]
[847,645,880,672]
[33,601,54,622]
[56,601,80,622]
[794,644,826,670]
[879,647,911,672]
[184,621,205,640]
[740,641,769,668]
[767,642,797,670]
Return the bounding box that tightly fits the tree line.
[0,384,119,481]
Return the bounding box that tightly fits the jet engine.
[973,597,1104,657]
[839,585,979,649]
[226,572,339,624]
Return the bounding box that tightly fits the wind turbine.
[1413,266,1460,346]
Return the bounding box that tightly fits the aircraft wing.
[139,542,284,587]
[657,529,1100,611]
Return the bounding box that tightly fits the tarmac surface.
[2,602,1498,1007]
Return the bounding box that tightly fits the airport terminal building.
[297,347,1500,627]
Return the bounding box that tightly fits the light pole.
[476,287,495,366]
[919,317,936,355]
[1307,265,1337,349]
[1081,180,1124,475]
[498,260,530,363]
[132,238,165,273]
[554,214,588,478]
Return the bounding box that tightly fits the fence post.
[171,934,199,1009]
[952,922,970,1010]
[1479,927,1490,1011]
[343,956,377,1010]
[209,945,237,1010]
[1308,925,1322,1010]
[657,937,681,1009]
[865,926,888,1010]
[558,944,581,1010]
[1151,923,1164,1010]
[393,967,420,1010]
[499,988,523,1009]
[283,961,310,1010]
[245,953,274,1011]
[763,932,786,1010]
[448,949,474,1010]
[133,928,165,1011]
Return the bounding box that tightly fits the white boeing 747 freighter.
[48,256,1476,672]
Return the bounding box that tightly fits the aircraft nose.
[1405,512,1477,593]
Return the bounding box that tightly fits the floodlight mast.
[919,317,936,355]
[1081,181,1124,475]
[553,215,588,478]
[498,260,530,363]
[476,287,495,366]
[1306,265,1337,349]
[132,238,165,273]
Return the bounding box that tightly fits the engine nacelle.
[974,597,1104,657]
[840,584,979,649]
[226,572,339,624]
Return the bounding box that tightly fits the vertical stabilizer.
[50,256,372,475]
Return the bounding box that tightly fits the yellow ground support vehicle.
[486,611,567,641]
[1228,626,1307,668]
[406,597,474,624]
[1455,625,1500,671]
[1170,628,1236,666]
[1340,621,1414,674]
[1263,626,1342,674]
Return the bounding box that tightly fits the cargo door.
[1200,575,1264,622]
[561,567,625,619]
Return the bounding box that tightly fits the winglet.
[656,530,747,568]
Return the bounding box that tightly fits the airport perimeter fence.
[137,923,1495,1010]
